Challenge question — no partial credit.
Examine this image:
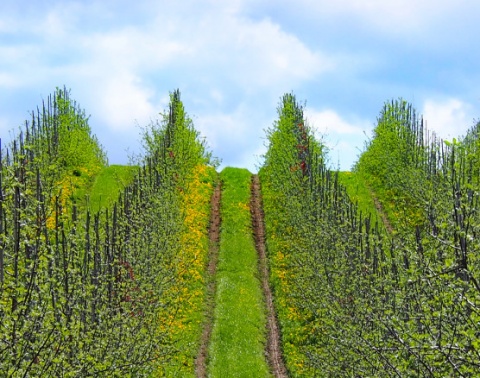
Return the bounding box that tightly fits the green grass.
[208,167,271,378]
[337,170,382,222]
[87,165,138,212]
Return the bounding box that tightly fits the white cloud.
[0,44,44,88]
[42,6,77,38]
[327,139,361,170]
[239,143,267,173]
[283,0,480,38]
[194,103,271,172]
[196,106,252,147]
[1,1,329,136]
[304,108,372,170]
[0,72,21,88]
[82,28,190,71]
[305,108,369,137]
[223,18,331,87]
[196,113,240,151]
[422,98,473,140]
[97,72,157,131]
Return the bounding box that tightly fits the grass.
[337,171,376,218]
[159,165,216,377]
[337,171,383,223]
[207,167,271,378]
[87,164,138,212]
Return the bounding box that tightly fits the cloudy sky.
[1,0,479,171]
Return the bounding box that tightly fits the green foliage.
[263,93,323,193]
[22,87,107,201]
[261,95,480,376]
[141,89,217,185]
[53,87,108,174]
[0,151,180,375]
[355,99,431,230]
[356,99,419,181]
[260,93,330,376]
[459,120,480,185]
[0,88,214,376]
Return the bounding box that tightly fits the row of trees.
[260,95,480,376]
[0,88,213,376]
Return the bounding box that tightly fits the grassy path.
[338,171,393,233]
[207,168,271,377]
[74,164,137,211]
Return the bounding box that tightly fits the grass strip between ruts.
[207,167,271,377]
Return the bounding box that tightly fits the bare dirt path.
[195,181,222,378]
[250,175,288,378]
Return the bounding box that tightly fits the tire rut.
[372,195,394,234]
[195,181,222,378]
[250,175,288,378]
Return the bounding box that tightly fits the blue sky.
[1,0,479,171]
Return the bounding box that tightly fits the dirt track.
[196,175,287,377]
[251,175,288,378]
